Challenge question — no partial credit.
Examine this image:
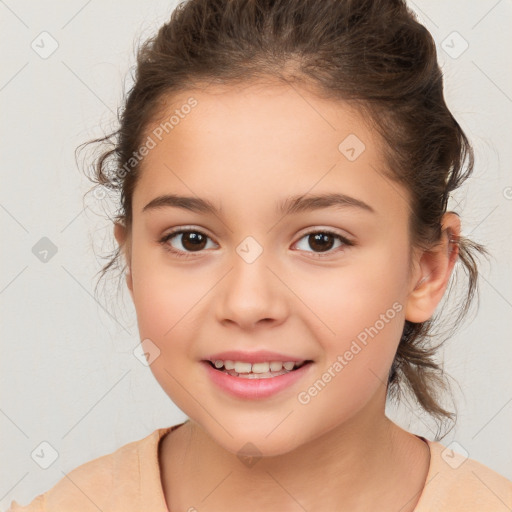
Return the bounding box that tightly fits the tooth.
[216,359,303,375]
[237,369,290,379]
[234,361,252,373]
[269,361,283,372]
[246,373,263,379]
[251,362,270,374]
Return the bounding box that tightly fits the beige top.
[8,423,512,511]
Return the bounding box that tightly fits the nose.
[215,247,289,331]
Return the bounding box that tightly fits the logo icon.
[31,441,59,469]
[31,32,59,59]
[133,338,161,366]
[32,237,58,263]
[236,236,263,264]
[441,32,469,59]
[338,134,366,162]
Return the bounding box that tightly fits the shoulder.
[7,426,176,512]
[416,439,512,511]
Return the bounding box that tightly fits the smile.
[203,359,314,399]
[207,359,308,379]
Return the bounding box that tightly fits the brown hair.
[79,0,486,437]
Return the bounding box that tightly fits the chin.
[196,415,307,458]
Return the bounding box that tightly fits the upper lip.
[205,350,310,364]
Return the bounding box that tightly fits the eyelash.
[158,227,355,259]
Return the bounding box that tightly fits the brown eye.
[179,231,208,251]
[294,230,353,256]
[160,229,216,258]
[307,233,336,252]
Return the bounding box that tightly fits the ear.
[405,212,461,323]
[114,222,133,299]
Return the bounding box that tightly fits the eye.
[293,229,354,257]
[159,228,217,259]
[159,227,354,259]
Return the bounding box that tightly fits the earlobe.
[114,222,134,297]
[125,268,134,297]
[114,221,126,246]
[405,213,461,323]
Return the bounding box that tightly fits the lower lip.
[202,361,313,399]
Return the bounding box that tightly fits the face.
[118,81,424,456]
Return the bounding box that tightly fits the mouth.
[204,359,313,379]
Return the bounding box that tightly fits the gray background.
[1,0,511,508]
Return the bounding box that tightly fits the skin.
[114,81,460,511]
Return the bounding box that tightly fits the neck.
[159,393,430,512]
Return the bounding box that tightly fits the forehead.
[133,82,410,223]
[144,80,374,159]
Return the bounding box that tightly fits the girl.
[9,0,512,510]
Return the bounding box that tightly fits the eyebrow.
[142,192,375,216]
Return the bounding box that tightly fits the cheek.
[128,255,203,385]
[129,255,207,411]
[298,245,408,387]
[129,233,200,335]
[294,291,405,429]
